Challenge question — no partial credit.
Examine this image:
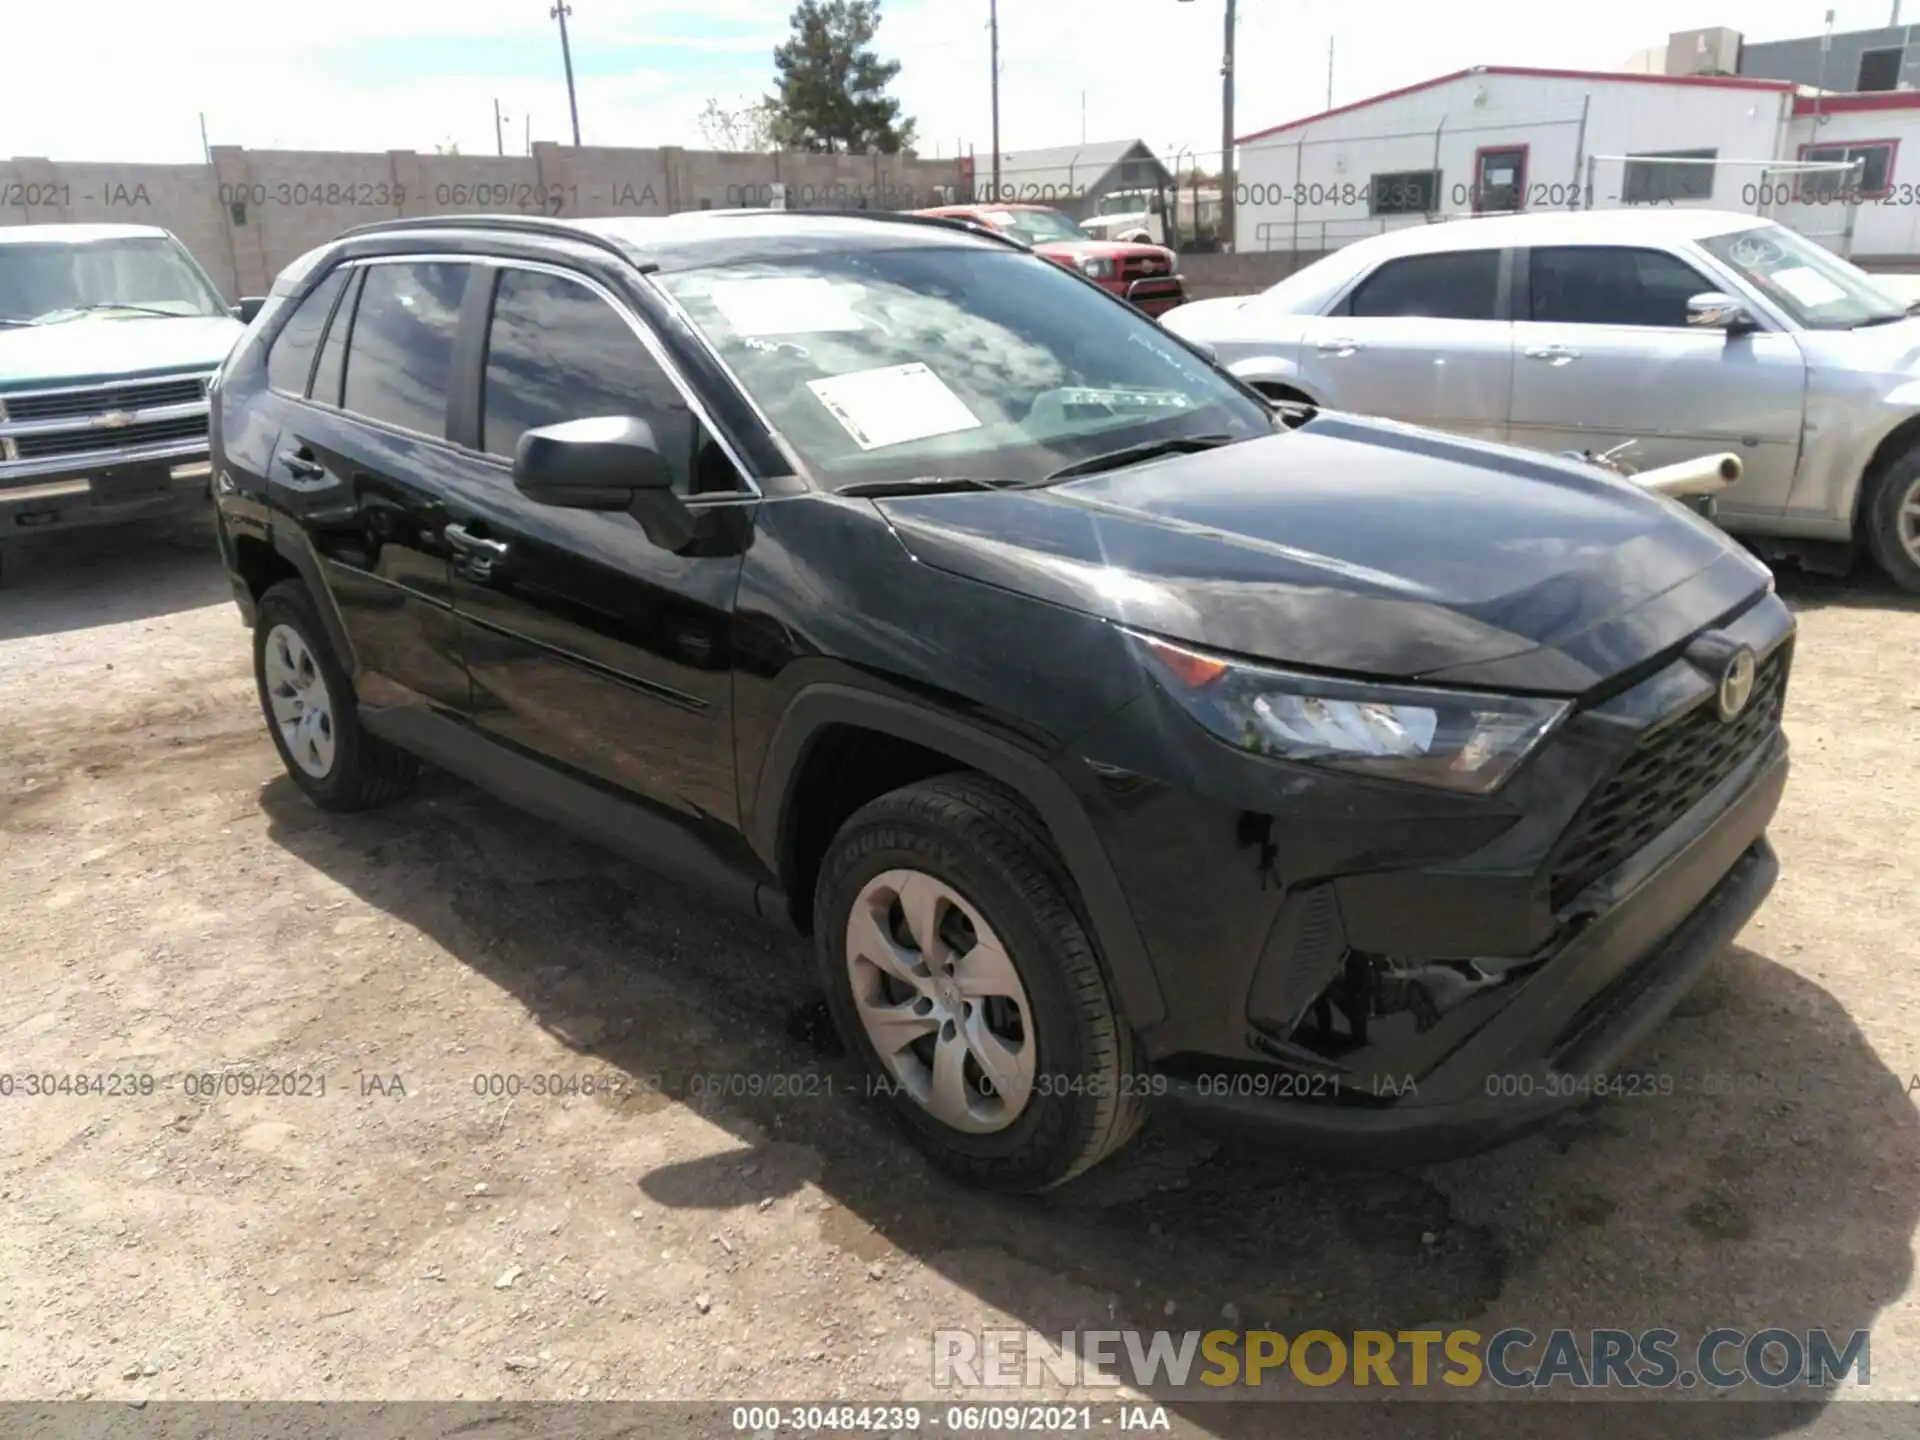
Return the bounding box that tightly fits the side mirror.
[233,296,267,324]
[1687,291,1757,335]
[513,415,693,550]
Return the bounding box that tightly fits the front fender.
[1225,355,1316,400]
[752,681,1169,1033]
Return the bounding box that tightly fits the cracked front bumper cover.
[1158,740,1787,1164]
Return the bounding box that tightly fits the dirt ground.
[1,520,1917,1437]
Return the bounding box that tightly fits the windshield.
[0,237,229,324]
[1697,224,1908,330]
[1098,192,1153,216]
[981,207,1087,245]
[658,246,1272,490]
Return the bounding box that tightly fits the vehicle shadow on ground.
[0,520,228,640]
[261,771,1918,1440]
[1772,563,1920,616]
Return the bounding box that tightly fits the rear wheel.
[1864,447,1920,593]
[253,580,418,810]
[814,775,1145,1192]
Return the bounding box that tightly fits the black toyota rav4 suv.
[210,211,1792,1193]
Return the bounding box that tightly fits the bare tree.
[697,97,779,153]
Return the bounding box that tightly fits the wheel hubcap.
[1899,474,1920,567]
[845,869,1037,1134]
[263,623,336,779]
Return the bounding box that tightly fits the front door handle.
[278,449,324,480]
[444,521,510,558]
[1317,337,1364,355]
[1523,345,1581,364]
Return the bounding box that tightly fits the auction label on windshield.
[808,363,983,451]
[710,277,865,337]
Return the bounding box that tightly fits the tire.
[252,579,418,811]
[1864,447,1920,593]
[814,775,1145,1193]
[1254,383,1317,430]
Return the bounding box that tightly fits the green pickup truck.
[1,223,249,568]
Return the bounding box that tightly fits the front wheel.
[1864,448,1920,593]
[814,776,1145,1192]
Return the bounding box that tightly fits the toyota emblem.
[1717,647,1757,722]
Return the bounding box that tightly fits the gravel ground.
[0,522,1917,1438]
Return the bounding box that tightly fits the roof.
[1305,207,1770,263]
[1239,66,1797,145]
[967,139,1170,194]
[0,223,170,245]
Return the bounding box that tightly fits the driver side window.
[481,268,743,495]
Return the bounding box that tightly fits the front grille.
[1548,645,1789,910]
[3,377,206,424]
[1120,256,1169,278]
[12,413,208,461]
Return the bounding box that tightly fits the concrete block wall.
[3,144,968,299]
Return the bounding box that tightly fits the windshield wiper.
[1852,310,1912,328]
[33,303,184,322]
[838,475,1022,498]
[0,318,36,328]
[1043,433,1237,483]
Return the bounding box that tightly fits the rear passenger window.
[1528,247,1716,328]
[482,268,712,492]
[1348,251,1501,320]
[266,268,347,396]
[340,262,468,437]
[309,269,361,408]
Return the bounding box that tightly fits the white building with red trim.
[1233,65,1920,265]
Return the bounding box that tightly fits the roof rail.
[335,213,644,268]
[690,206,1033,252]
[335,207,1030,266]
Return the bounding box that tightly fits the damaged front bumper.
[1161,757,1782,1163]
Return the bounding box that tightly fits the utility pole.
[494,99,506,156]
[1220,0,1237,251]
[989,0,1001,201]
[1327,37,1334,109]
[1180,0,1236,251]
[551,2,582,146]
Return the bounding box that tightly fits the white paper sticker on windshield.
[1767,265,1849,307]
[806,363,982,450]
[709,277,864,336]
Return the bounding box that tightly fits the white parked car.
[1161,209,1920,590]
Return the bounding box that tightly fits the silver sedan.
[1162,209,1920,591]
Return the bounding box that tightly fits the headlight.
[1127,630,1569,795]
[1078,256,1117,279]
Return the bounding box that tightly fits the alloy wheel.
[263,623,336,779]
[1899,472,1920,568]
[845,869,1038,1134]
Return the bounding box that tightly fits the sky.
[4,1,1913,168]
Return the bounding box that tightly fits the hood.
[1160,294,1253,335]
[1035,239,1174,263]
[874,414,1772,694]
[0,315,244,391]
[1797,313,1920,374]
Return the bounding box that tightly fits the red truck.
[913,204,1187,316]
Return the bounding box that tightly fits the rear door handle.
[278,449,324,480]
[1523,345,1581,363]
[444,521,511,560]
